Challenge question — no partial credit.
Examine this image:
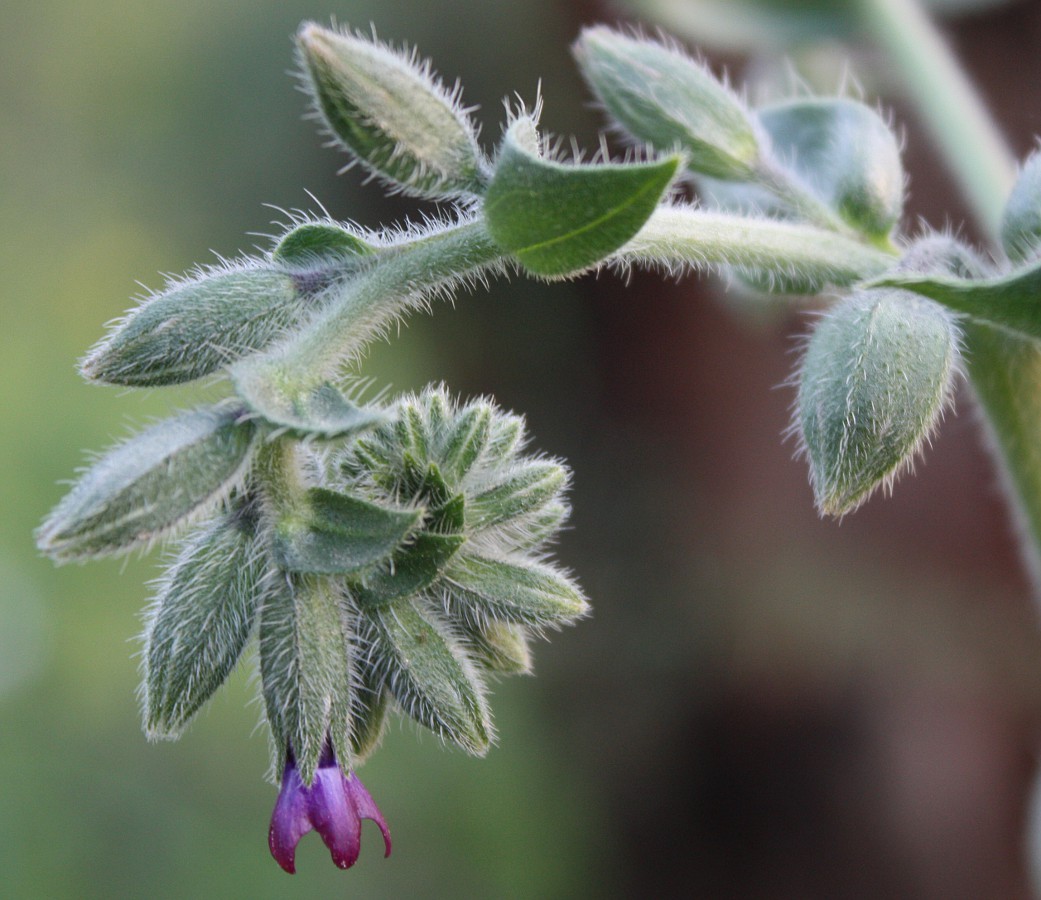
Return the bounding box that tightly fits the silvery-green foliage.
[297,22,487,199]
[744,98,904,240]
[323,386,588,752]
[796,287,960,516]
[144,497,270,738]
[37,401,256,561]
[260,572,356,784]
[573,26,761,180]
[485,115,681,277]
[1001,150,1041,264]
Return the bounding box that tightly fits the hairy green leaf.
[274,488,421,575]
[37,402,256,561]
[485,117,680,277]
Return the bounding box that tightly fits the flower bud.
[573,26,760,180]
[797,288,958,515]
[1001,149,1041,263]
[758,98,904,240]
[37,402,256,561]
[81,266,306,387]
[297,23,486,199]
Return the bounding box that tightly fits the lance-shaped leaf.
[274,488,421,575]
[81,266,306,387]
[144,502,268,737]
[467,463,567,531]
[757,98,904,239]
[464,621,533,675]
[272,222,377,267]
[797,288,959,516]
[297,23,486,199]
[439,404,492,481]
[352,533,466,608]
[37,402,256,562]
[444,554,589,628]
[871,259,1041,344]
[573,26,760,180]
[233,363,386,439]
[484,117,680,277]
[367,600,492,754]
[259,573,355,783]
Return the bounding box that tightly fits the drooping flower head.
[269,743,391,874]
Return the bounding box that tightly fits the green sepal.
[37,402,256,562]
[274,487,422,575]
[465,621,533,675]
[467,463,566,530]
[353,532,465,608]
[872,258,1041,343]
[485,117,681,277]
[349,663,390,763]
[797,288,959,516]
[259,573,354,783]
[367,600,492,754]
[144,501,267,737]
[444,554,589,627]
[297,23,486,199]
[81,268,304,387]
[440,405,492,480]
[572,26,760,180]
[233,363,386,438]
[272,222,376,266]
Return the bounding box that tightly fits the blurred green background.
[6,0,1041,897]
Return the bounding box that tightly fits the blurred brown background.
[4,0,1041,896]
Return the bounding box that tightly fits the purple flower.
[269,743,391,874]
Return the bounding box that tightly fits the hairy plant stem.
[860,0,1041,589]
[618,205,896,280]
[269,217,503,382]
[254,434,306,514]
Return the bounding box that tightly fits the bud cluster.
[38,13,1041,876]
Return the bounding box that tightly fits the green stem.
[278,217,502,379]
[619,205,896,282]
[858,0,1016,240]
[862,0,1041,587]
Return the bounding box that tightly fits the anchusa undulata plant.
[37,11,1041,875]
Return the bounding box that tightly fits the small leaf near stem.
[484,117,681,278]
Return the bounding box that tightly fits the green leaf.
[297,23,486,199]
[484,117,680,277]
[439,404,492,480]
[871,259,1041,343]
[233,364,386,438]
[367,600,492,754]
[352,532,466,608]
[274,488,421,575]
[259,573,354,783]
[797,288,959,516]
[81,267,305,387]
[444,554,589,627]
[272,222,376,266]
[467,463,566,531]
[573,26,760,180]
[144,503,267,737]
[37,402,256,561]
